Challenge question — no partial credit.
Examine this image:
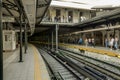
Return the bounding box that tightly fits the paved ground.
[3,44,50,80]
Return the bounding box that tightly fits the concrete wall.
[83,11,91,19]
[73,10,79,23]
[49,7,56,22]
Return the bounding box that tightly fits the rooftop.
[50,0,120,9]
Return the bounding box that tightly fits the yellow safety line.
[60,44,120,58]
[33,46,42,80]
[30,41,120,59]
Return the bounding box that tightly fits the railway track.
[35,44,120,80]
[37,47,85,80]
[59,49,120,80]
[37,47,107,80]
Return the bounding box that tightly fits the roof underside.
[2,0,120,36]
[36,7,120,36]
[2,0,51,35]
[50,0,120,10]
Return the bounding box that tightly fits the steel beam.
[3,2,16,7]
[6,0,16,6]
[3,3,18,12]
[3,3,18,23]
[0,0,3,80]
[13,0,21,11]
[37,0,52,24]
[36,0,39,17]
[13,0,26,20]
[37,3,49,8]
[44,0,48,3]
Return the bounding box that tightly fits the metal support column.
[113,29,116,37]
[19,12,23,62]
[26,26,28,50]
[0,0,3,80]
[48,36,49,49]
[106,24,110,39]
[102,31,105,46]
[51,31,54,51]
[55,24,58,53]
[119,30,120,46]
[24,23,27,53]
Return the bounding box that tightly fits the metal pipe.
[19,12,23,62]
[0,0,3,80]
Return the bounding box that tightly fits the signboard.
[2,17,15,22]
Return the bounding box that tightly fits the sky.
[50,0,120,9]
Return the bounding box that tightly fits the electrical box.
[3,30,16,51]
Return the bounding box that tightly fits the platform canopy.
[2,0,120,35]
[2,0,51,35]
[51,0,120,10]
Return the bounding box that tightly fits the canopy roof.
[51,0,120,10]
[2,0,120,35]
[2,0,51,35]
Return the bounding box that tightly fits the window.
[79,12,83,22]
[90,12,96,18]
[56,9,61,17]
[68,11,73,22]
[79,12,83,16]
[55,9,61,22]
[5,35,7,41]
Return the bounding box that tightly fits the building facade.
[42,6,93,23]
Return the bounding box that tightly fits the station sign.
[2,17,15,22]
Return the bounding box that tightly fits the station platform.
[30,41,120,58]
[59,43,120,58]
[3,44,50,80]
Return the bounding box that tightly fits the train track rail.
[35,43,120,80]
[59,49,120,80]
[37,47,85,80]
[45,49,112,80]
